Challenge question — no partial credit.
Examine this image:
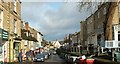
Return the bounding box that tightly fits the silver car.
[33,53,45,62]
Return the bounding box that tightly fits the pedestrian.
[30,50,34,61]
[25,51,29,61]
[80,46,83,55]
[18,49,23,62]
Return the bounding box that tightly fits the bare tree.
[77,0,109,13]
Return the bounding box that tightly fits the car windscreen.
[35,54,44,58]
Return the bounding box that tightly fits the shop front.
[0,28,9,62]
[13,37,22,62]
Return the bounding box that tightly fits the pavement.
[93,57,120,64]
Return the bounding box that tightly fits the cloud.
[21,2,90,41]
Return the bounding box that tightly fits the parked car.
[33,53,45,62]
[48,52,51,56]
[43,52,49,59]
[53,51,56,55]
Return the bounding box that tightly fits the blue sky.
[21,2,91,41]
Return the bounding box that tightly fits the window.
[24,31,28,37]
[103,7,106,15]
[90,21,92,23]
[14,0,17,12]
[0,9,2,28]
[98,12,100,18]
[118,42,120,47]
[119,3,120,12]
[14,19,17,34]
[118,34,120,40]
[107,41,113,47]
[0,46,2,54]
[24,41,27,45]
[31,33,34,37]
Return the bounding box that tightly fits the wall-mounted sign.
[0,28,9,40]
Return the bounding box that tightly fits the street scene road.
[33,53,66,64]
[0,0,120,64]
[45,54,65,63]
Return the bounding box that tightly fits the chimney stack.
[25,22,29,30]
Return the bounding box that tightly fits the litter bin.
[86,59,94,64]
[79,59,86,64]
[114,52,120,62]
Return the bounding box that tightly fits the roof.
[59,41,64,45]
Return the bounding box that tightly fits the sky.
[21,2,91,41]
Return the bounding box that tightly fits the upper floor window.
[26,32,28,37]
[14,0,17,12]
[103,7,106,15]
[14,19,17,34]
[0,9,2,28]
[98,12,100,18]
[90,20,92,23]
[119,3,120,12]
[31,33,34,37]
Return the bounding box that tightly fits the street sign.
[0,28,9,40]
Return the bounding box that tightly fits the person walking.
[25,51,29,61]
[80,46,83,55]
[18,49,23,62]
[30,50,34,61]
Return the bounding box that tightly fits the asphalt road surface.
[45,54,65,62]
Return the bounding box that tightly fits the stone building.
[80,21,87,48]
[82,2,119,54]
[94,3,110,47]
[86,14,97,53]
[86,14,96,46]
[0,0,22,62]
[21,22,38,56]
